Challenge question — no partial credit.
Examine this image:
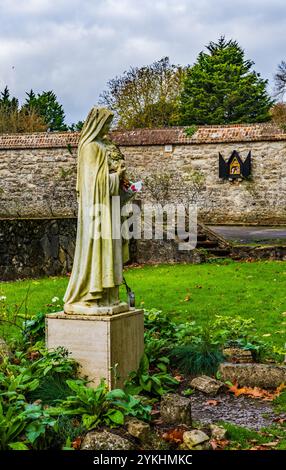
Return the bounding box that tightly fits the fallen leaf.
[210,439,229,450]
[228,382,286,401]
[174,374,184,382]
[273,417,286,424]
[276,383,286,394]
[28,351,41,361]
[184,294,191,302]
[205,399,220,406]
[72,437,82,450]
[162,427,186,444]
[153,418,164,425]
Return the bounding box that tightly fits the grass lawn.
[1,260,286,348]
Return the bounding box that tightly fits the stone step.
[219,362,286,388]
[197,234,207,241]
[207,248,231,257]
[197,240,219,248]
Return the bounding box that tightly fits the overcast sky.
[0,0,285,124]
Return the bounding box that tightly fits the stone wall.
[122,140,286,225]
[1,123,286,279]
[0,218,76,280]
[1,123,286,224]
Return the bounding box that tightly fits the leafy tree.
[100,57,184,129]
[24,90,67,131]
[180,37,273,125]
[274,61,286,99]
[0,87,47,133]
[270,102,286,130]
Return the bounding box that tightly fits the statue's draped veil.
[64,106,121,307]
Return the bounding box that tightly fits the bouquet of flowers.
[121,177,143,193]
[120,177,143,202]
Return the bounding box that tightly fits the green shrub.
[27,373,75,405]
[170,328,224,375]
[212,315,256,343]
[23,311,46,343]
[0,397,59,450]
[0,398,28,450]
[124,353,179,397]
[48,379,151,430]
[144,309,178,340]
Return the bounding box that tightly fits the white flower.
[52,296,59,303]
[0,296,7,301]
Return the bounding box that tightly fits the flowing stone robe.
[64,107,128,314]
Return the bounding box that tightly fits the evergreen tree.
[0,86,19,111]
[180,37,273,125]
[24,90,67,131]
[68,120,84,131]
[0,87,47,133]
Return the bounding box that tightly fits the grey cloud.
[0,0,285,123]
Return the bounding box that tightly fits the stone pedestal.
[46,309,144,388]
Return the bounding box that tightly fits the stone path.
[209,225,286,245]
[191,391,285,430]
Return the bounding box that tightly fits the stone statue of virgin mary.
[64,107,130,315]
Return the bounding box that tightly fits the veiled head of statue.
[78,107,114,150]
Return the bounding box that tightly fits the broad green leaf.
[106,409,124,425]
[106,389,126,400]
[8,442,29,450]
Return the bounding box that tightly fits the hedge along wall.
[1,123,286,224]
[1,123,286,279]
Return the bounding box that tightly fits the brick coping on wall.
[0,123,285,149]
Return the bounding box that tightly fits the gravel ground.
[191,391,285,430]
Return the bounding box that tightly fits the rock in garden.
[209,424,227,440]
[183,430,209,449]
[81,430,135,450]
[126,417,151,442]
[218,363,286,389]
[223,348,253,363]
[190,375,225,394]
[160,393,192,426]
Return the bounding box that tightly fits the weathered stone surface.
[209,424,227,440]
[219,362,286,388]
[0,218,76,280]
[192,443,212,450]
[126,418,151,442]
[1,127,286,225]
[223,348,253,363]
[183,430,209,449]
[179,440,211,450]
[160,393,192,426]
[2,127,286,280]
[46,310,144,389]
[231,245,286,262]
[190,375,226,394]
[81,430,135,450]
